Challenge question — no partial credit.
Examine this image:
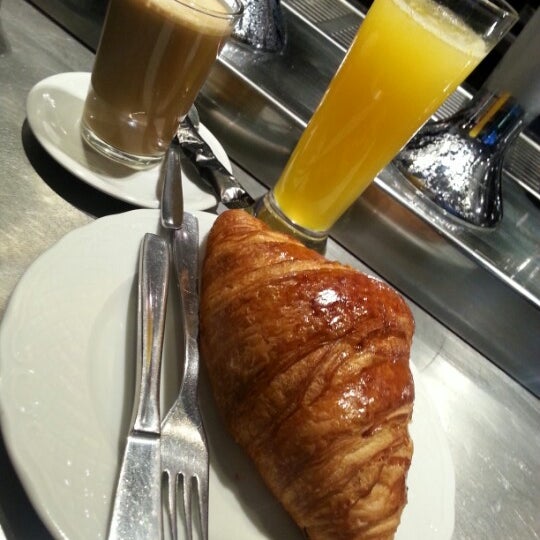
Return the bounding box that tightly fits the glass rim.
[476,0,518,20]
[444,0,519,21]
[173,0,244,20]
[432,0,519,44]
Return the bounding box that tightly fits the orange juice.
[274,0,487,231]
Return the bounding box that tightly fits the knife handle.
[178,116,255,209]
[133,233,170,434]
[160,144,184,229]
[200,166,256,209]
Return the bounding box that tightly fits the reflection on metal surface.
[506,133,540,201]
[232,0,286,52]
[395,90,526,228]
[379,163,540,309]
[284,0,364,50]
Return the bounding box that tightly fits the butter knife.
[108,233,170,540]
[177,115,255,211]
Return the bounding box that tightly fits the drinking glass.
[81,0,243,169]
[255,0,518,250]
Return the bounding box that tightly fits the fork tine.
[182,474,193,540]
[197,472,209,540]
[165,472,179,540]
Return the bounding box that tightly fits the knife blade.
[108,233,170,540]
[176,116,255,211]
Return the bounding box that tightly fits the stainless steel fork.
[160,212,209,540]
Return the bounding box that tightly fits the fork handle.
[172,213,200,406]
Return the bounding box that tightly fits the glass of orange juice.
[255,0,518,250]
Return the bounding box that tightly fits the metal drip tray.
[506,134,540,200]
[286,0,364,48]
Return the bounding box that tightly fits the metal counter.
[0,0,538,539]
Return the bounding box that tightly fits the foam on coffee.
[148,0,235,36]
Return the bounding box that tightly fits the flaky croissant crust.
[200,210,415,540]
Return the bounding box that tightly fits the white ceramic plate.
[26,72,224,210]
[0,210,454,540]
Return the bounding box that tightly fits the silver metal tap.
[232,0,286,52]
[394,9,540,228]
[394,90,526,228]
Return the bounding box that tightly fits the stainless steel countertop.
[0,0,538,539]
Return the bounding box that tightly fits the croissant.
[199,210,415,540]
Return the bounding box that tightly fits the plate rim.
[25,72,222,210]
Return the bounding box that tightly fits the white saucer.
[26,72,224,210]
[0,210,454,540]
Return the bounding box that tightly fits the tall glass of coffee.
[81,0,243,169]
